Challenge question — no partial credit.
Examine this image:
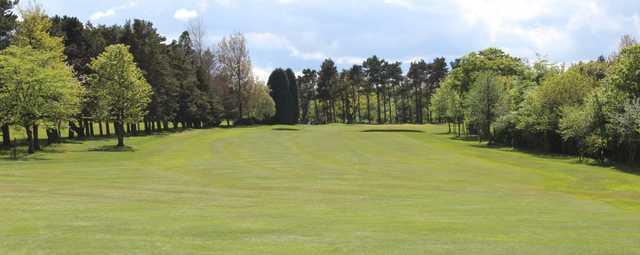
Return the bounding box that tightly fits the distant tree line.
[270,56,448,125]
[0,2,274,152]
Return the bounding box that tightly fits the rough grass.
[1,124,639,254]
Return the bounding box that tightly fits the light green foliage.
[14,6,64,57]
[559,88,609,160]
[609,99,640,148]
[559,106,593,157]
[517,69,598,133]
[433,79,463,124]
[0,5,82,130]
[431,84,449,121]
[446,48,526,94]
[89,44,152,124]
[1,125,640,254]
[0,46,82,128]
[606,45,640,98]
[247,83,275,121]
[465,72,506,141]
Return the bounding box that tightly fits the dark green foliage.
[363,56,385,124]
[170,32,200,127]
[317,59,338,123]
[286,69,300,123]
[268,68,294,124]
[121,20,178,129]
[0,0,17,49]
[298,69,317,124]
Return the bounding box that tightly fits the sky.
[32,0,640,81]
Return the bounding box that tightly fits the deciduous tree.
[89,44,152,147]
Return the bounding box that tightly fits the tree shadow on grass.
[455,135,640,176]
[361,129,424,133]
[273,128,300,131]
[0,147,54,161]
[88,145,135,152]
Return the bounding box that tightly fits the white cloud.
[245,32,364,65]
[276,0,297,5]
[253,66,272,82]
[174,9,199,21]
[90,9,116,21]
[383,0,416,9]
[89,1,137,21]
[452,0,553,42]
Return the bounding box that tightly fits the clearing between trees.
[1,125,639,254]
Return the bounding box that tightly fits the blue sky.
[35,0,640,81]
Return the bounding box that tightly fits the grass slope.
[1,125,639,254]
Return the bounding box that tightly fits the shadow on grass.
[0,147,54,161]
[438,132,640,175]
[361,129,424,133]
[88,145,135,152]
[273,127,300,131]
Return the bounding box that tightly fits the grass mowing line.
[1,124,639,254]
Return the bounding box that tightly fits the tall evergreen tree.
[363,56,384,124]
[268,68,293,124]
[121,20,177,132]
[425,57,448,122]
[317,59,338,123]
[286,69,300,124]
[299,69,317,123]
[407,60,428,123]
[170,32,200,128]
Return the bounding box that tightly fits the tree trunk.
[26,126,34,154]
[98,122,104,136]
[78,120,85,138]
[68,121,75,139]
[376,90,382,124]
[414,86,420,124]
[106,121,111,136]
[331,100,337,123]
[366,94,371,124]
[84,120,91,137]
[356,92,361,123]
[313,99,319,124]
[2,124,10,147]
[382,89,387,124]
[116,121,124,147]
[33,124,41,151]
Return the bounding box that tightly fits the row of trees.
[0,3,275,152]
[431,38,640,164]
[271,56,448,125]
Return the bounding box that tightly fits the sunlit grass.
[1,124,639,254]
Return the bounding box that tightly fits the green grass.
[1,124,639,254]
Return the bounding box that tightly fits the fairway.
[1,125,639,254]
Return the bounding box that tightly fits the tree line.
[0,2,275,152]
[270,56,448,125]
[433,38,640,164]
[268,37,640,165]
